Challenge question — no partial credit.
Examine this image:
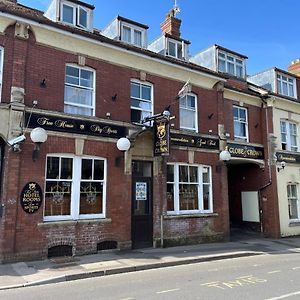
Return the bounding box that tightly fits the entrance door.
[132,161,153,248]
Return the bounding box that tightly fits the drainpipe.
[160,214,164,248]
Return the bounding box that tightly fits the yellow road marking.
[265,290,300,300]
[156,288,180,294]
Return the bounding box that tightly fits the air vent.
[97,241,118,251]
[48,245,72,258]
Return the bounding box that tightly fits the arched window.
[179,93,198,132]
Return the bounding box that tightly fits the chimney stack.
[288,59,300,77]
[160,9,181,39]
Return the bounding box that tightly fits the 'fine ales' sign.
[20,182,43,214]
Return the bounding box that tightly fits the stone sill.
[164,213,218,220]
[289,220,300,227]
[38,218,112,227]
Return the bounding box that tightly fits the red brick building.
[0,0,280,262]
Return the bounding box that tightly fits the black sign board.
[227,143,264,160]
[276,152,300,164]
[20,182,43,214]
[154,119,170,156]
[170,133,219,150]
[26,113,126,139]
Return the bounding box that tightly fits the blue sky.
[18,0,300,75]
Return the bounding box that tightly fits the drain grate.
[97,241,118,251]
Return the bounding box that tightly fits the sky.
[18,0,300,75]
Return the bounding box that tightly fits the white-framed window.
[167,163,213,214]
[121,23,144,47]
[44,155,106,221]
[130,80,153,124]
[280,120,298,151]
[64,64,95,116]
[61,1,92,30]
[0,47,3,101]
[287,184,300,221]
[277,73,296,98]
[233,106,248,142]
[167,38,185,59]
[218,51,245,78]
[180,93,198,132]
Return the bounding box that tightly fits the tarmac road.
[1,251,300,300]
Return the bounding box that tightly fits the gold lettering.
[37,117,53,126]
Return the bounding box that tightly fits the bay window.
[64,65,95,116]
[44,155,106,221]
[167,164,213,214]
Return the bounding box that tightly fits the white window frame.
[277,73,297,98]
[44,154,107,222]
[233,106,249,142]
[167,38,185,60]
[287,183,300,221]
[64,64,95,117]
[280,120,298,152]
[218,51,245,78]
[0,47,3,102]
[120,22,145,47]
[167,163,213,215]
[179,93,198,132]
[130,79,153,124]
[60,0,91,30]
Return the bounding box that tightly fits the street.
[1,251,300,300]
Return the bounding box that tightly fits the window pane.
[122,26,131,43]
[81,159,92,180]
[289,84,294,97]
[233,107,239,119]
[94,160,104,180]
[189,166,198,182]
[203,184,210,210]
[62,4,73,24]
[187,95,195,108]
[218,59,226,72]
[289,199,298,219]
[177,43,183,59]
[167,165,174,182]
[80,69,93,88]
[179,184,198,210]
[236,65,243,78]
[80,182,103,214]
[239,109,246,121]
[168,41,176,57]
[167,183,174,211]
[179,166,188,182]
[227,62,234,75]
[131,83,140,98]
[202,167,210,183]
[47,157,59,179]
[44,181,71,216]
[134,30,142,46]
[180,109,195,129]
[142,85,151,100]
[65,86,93,106]
[79,7,87,28]
[131,109,142,123]
[61,158,73,179]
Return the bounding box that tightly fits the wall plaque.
[20,182,43,214]
[26,113,126,139]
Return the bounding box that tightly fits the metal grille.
[48,245,72,258]
[97,241,117,251]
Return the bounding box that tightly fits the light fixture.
[277,161,286,172]
[116,137,130,167]
[30,127,48,161]
[219,148,231,161]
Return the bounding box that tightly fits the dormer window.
[277,73,296,98]
[218,51,245,78]
[60,0,92,30]
[121,24,143,47]
[167,39,183,59]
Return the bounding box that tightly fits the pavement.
[1,233,300,291]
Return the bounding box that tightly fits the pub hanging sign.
[20,182,43,214]
[154,119,170,156]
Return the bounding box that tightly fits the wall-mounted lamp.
[30,127,48,161]
[219,148,231,162]
[40,79,46,88]
[115,137,130,167]
[277,161,286,172]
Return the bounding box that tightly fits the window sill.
[38,218,112,227]
[164,213,218,220]
[289,220,300,227]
